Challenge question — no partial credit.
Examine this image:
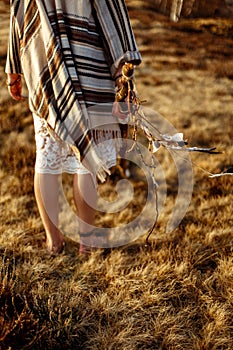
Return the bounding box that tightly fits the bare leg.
[73,173,104,254]
[34,172,64,254]
[73,173,97,234]
[73,173,109,254]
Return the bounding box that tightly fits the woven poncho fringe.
[6,0,141,180]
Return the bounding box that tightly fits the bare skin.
[34,173,64,254]
[7,73,23,101]
[34,172,97,254]
[7,72,127,254]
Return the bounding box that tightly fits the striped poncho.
[6,0,141,180]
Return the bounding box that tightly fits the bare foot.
[46,231,65,255]
[79,229,108,255]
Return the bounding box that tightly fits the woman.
[6,0,141,255]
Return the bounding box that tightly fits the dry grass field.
[0,1,233,349]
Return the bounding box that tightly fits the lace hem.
[33,114,121,175]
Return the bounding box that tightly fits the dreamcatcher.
[115,62,232,244]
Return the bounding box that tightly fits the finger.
[9,84,23,101]
[112,101,128,119]
[9,90,22,101]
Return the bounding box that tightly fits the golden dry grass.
[0,1,233,349]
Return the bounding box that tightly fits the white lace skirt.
[33,114,119,175]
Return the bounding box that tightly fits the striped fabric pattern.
[6,0,141,178]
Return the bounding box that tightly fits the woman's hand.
[6,73,23,101]
[112,100,129,121]
[112,70,129,121]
